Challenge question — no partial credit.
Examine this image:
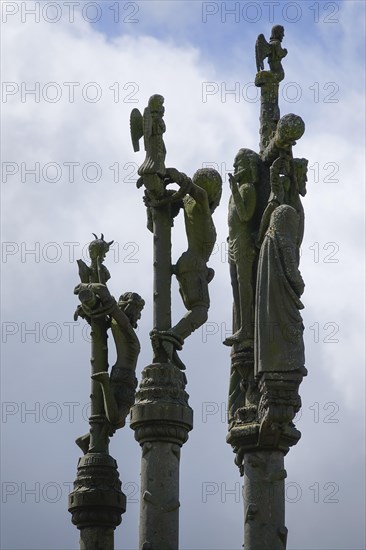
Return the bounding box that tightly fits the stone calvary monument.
[225,25,308,550]
[68,25,307,550]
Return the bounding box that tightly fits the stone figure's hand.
[165,167,182,184]
[143,194,159,208]
[228,173,236,192]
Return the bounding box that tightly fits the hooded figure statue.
[255,204,305,375]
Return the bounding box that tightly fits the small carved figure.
[76,233,114,286]
[149,167,222,367]
[261,113,305,166]
[93,291,144,424]
[255,25,287,80]
[73,234,144,454]
[257,155,307,247]
[172,167,222,335]
[224,149,261,349]
[74,284,144,453]
[288,157,308,250]
[75,290,144,453]
[130,94,167,196]
[256,155,290,246]
[255,205,305,376]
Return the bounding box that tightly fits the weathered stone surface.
[69,453,126,550]
[243,451,288,550]
[131,362,193,550]
[69,235,144,548]
[73,236,144,454]
[226,26,309,550]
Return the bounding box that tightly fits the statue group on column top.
[225,26,308,451]
[69,24,310,550]
[130,94,222,370]
[72,24,306,449]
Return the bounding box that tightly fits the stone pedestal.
[68,453,126,550]
[130,363,193,550]
[227,367,306,548]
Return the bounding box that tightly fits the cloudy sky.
[1,1,365,549]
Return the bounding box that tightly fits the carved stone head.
[269,204,299,244]
[192,167,222,212]
[88,233,114,263]
[275,114,305,148]
[270,25,285,42]
[233,148,261,184]
[148,94,165,116]
[118,292,145,328]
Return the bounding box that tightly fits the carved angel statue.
[130,94,166,196]
[255,24,287,80]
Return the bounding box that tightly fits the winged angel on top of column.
[255,24,287,81]
[130,94,167,197]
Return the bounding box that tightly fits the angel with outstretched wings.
[255,25,287,79]
[130,94,166,180]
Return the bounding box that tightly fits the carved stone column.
[255,71,281,154]
[226,26,309,549]
[130,363,193,550]
[243,451,287,550]
[68,453,126,550]
[227,366,306,549]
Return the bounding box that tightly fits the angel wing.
[142,106,152,153]
[255,33,271,72]
[130,108,144,152]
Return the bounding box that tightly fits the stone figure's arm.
[110,306,140,349]
[272,40,287,59]
[165,166,209,213]
[188,182,209,211]
[229,175,256,222]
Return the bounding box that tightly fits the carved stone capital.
[68,453,125,530]
[130,362,193,446]
[227,368,306,472]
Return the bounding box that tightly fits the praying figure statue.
[224,149,262,350]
